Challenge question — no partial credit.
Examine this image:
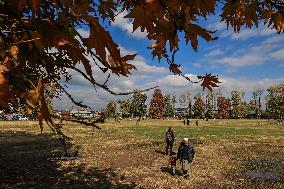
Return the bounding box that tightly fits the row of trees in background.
[103,83,284,121]
[104,90,147,119]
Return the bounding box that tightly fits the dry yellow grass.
[0,119,283,188]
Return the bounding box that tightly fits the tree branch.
[61,64,158,95]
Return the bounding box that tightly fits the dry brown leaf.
[199,73,221,91]
[169,64,182,74]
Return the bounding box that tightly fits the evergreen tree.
[266,83,284,122]
[149,89,164,119]
[118,99,131,118]
[163,94,174,117]
[231,90,246,118]
[130,91,147,118]
[241,101,250,118]
[105,101,117,118]
[192,94,206,118]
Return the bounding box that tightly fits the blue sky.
[55,11,284,111]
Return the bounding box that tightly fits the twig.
[13,37,40,44]
[63,64,158,95]
[58,84,91,109]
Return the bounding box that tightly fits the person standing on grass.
[196,119,199,130]
[177,138,195,180]
[165,127,175,155]
[186,119,190,126]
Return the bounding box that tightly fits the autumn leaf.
[24,76,57,131]
[199,73,221,91]
[10,45,19,60]
[169,64,182,74]
[87,16,121,66]
[122,54,137,62]
[57,38,71,46]
[125,6,152,32]
[57,40,95,82]
[108,55,136,76]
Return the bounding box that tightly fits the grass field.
[0,119,284,189]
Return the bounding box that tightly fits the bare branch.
[64,64,158,96]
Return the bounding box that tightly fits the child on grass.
[169,155,178,175]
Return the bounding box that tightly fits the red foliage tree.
[149,89,164,119]
[217,96,231,119]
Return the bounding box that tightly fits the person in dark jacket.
[177,138,195,179]
[165,127,175,155]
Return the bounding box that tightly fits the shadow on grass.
[155,150,166,155]
[221,141,284,189]
[160,166,183,177]
[0,131,136,189]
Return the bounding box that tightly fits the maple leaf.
[199,73,221,91]
[122,54,137,62]
[87,16,121,66]
[169,64,182,74]
[108,55,137,76]
[125,6,153,32]
[24,76,58,132]
[57,40,95,82]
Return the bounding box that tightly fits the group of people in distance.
[165,127,195,180]
[183,119,200,129]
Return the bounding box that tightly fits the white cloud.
[218,76,284,98]
[205,49,223,57]
[53,30,284,110]
[205,32,284,69]
[230,27,276,40]
[260,34,284,45]
[270,48,284,61]
[208,21,227,31]
[77,28,90,38]
[209,21,278,40]
[112,10,147,39]
[213,54,267,68]
[55,44,170,110]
